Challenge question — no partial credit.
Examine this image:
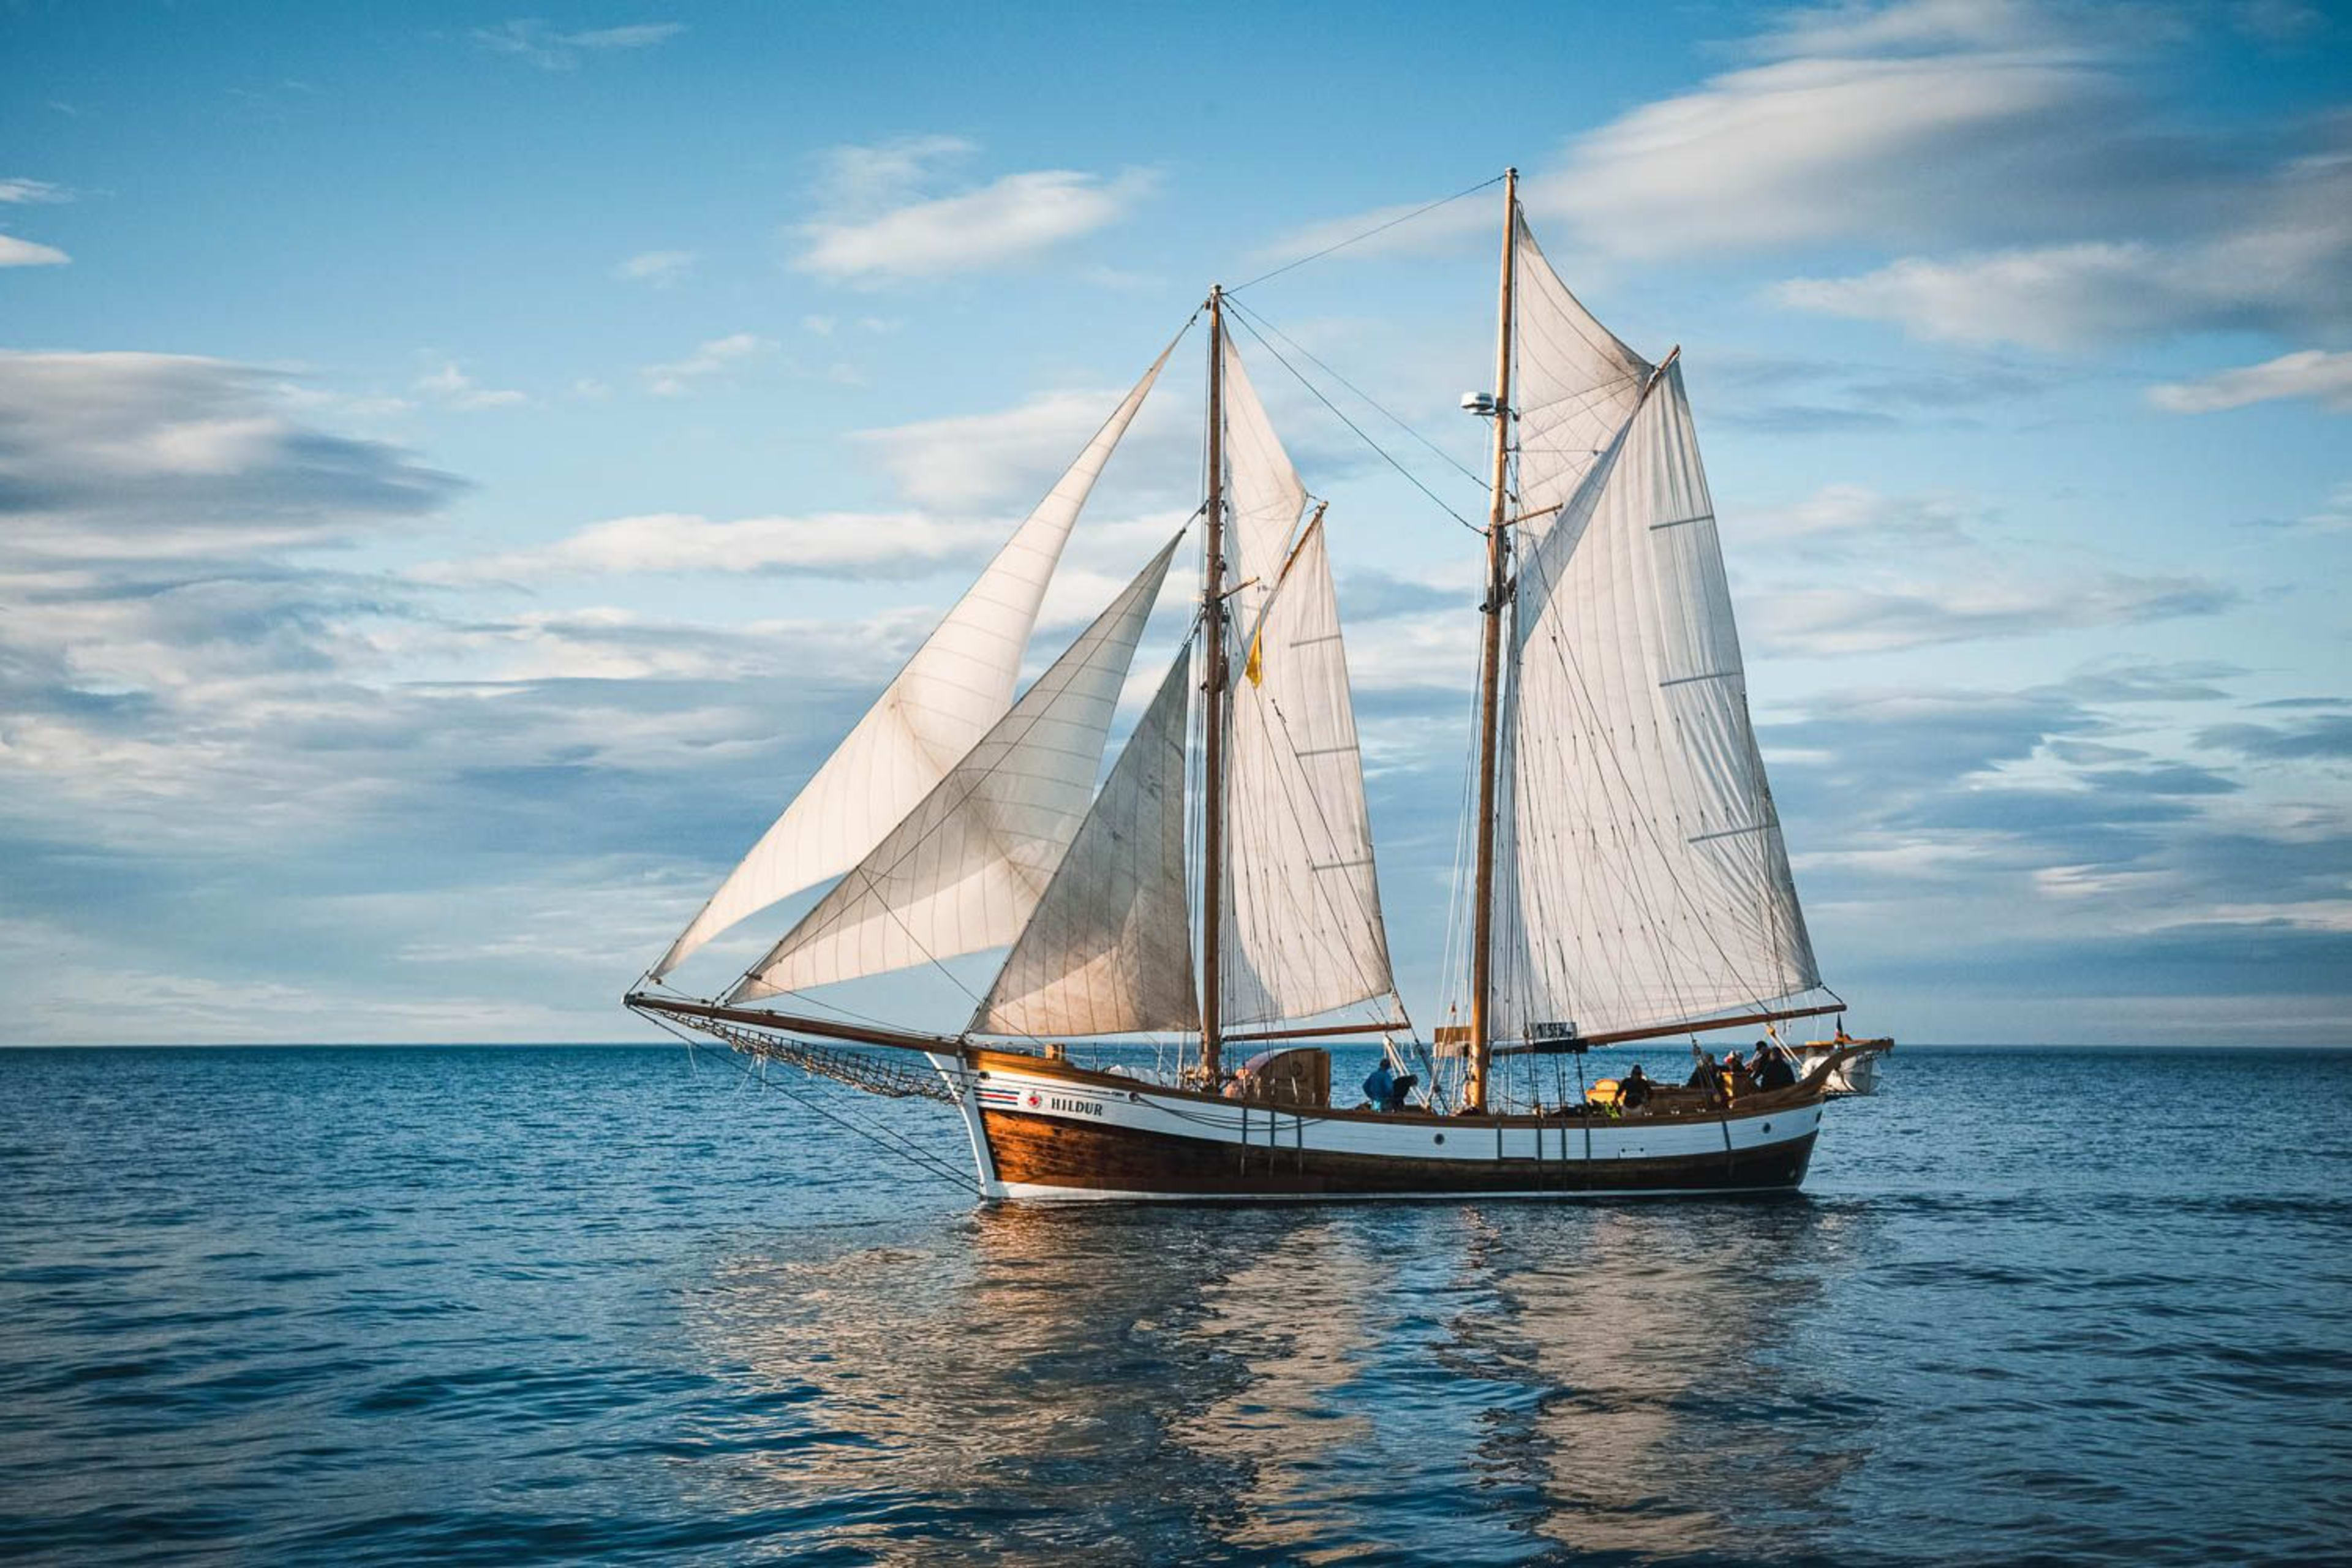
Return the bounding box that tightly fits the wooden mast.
[1200,286,1229,1084]
[1467,168,1517,1115]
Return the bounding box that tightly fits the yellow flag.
[1245,628,1264,687]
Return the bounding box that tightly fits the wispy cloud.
[0,351,462,558]
[414,361,527,410]
[2149,349,2352,413]
[612,248,696,287]
[0,234,69,267]
[793,136,1153,284]
[1732,483,2235,655]
[472,19,683,70]
[0,178,72,205]
[639,332,772,396]
[419,511,1005,584]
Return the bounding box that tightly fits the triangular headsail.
[729,534,1182,1003]
[1221,511,1397,1026]
[1494,350,1819,1041]
[1219,336,1308,633]
[971,646,1200,1037]
[654,342,1175,980]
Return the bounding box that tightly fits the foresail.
[1222,515,1396,1027]
[653,343,1175,979]
[971,647,1199,1037]
[728,535,1182,1003]
[1496,360,1819,1042]
[1511,213,1650,556]
[1219,337,1308,633]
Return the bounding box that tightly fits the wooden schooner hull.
[956,1054,1822,1202]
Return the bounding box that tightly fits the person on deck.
[1721,1050,1756,1099]
[1617,1064,1654,1112]
[1362,1059,1415,1114]
[1752,1040,1798,1091]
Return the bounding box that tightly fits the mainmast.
[1468,168,1517,1115]
[1200,285,1229,1084]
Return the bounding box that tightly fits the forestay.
[1494,359,1819,1041]
[1221,514,1396,1026]
[729,536,1180,1003]
[970,647,1199,1037]
[654,345,1174,979]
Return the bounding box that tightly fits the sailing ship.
[626,170,1890,1199]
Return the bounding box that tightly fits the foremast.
[1200,285,1231,1084]
[1467,168,1517,1115]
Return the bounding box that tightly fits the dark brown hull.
[981,1107,1818,1199]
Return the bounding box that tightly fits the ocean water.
[0,1045,2345,1566]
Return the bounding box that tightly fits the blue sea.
[1,1044,2345,1566]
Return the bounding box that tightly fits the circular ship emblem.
[1025,1091,1042,1109]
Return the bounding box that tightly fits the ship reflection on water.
[684,1197,1882,1562]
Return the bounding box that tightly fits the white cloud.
[419,510,1004,583]
[810,134,977,209]
[613,248,696,286]
[2148,349,2352,413]
[1776,200,2352,348]
[414,361,526,410]
[639,331,772,396]
[0,234,69,266]
[0,178,71,204]
[1534,51,2108,260]
[472,19,684,70]
[853,382,1194,512]
[793,138,1153,283]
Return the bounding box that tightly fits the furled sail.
[1494,358,1819,1041]
[1221,513,1396,1027]
[970,647,1199,1037]
[729,535,1182,1003]
[1509,213,1650,557]
[653,345,1174,979]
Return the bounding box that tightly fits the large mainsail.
[1221,513,1395,1025]
[970,647,1199,1037]
[729,535,1180,1003]
[1493,350,1819,1041]
[654,346,1173,980]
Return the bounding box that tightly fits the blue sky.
[4,0,2348,1044]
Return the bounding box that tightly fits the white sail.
[970,647,1199,1037]
[1221,514,1396,1026]
[1219,337,1307,633]
[1510,213,1650,556]
[654,345,1174,979]
[730,536,1181,1003]
[1494,359,1819,1041]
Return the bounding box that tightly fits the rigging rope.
[1223,308,1482,533]
[1227,172,1507,294]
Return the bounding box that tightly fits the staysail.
[1493,352,1819,1041]
[970,646,1199,1037]
[1221,512,1396,1025]
[729,535,1181,1003]
[654,345,1174,979]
